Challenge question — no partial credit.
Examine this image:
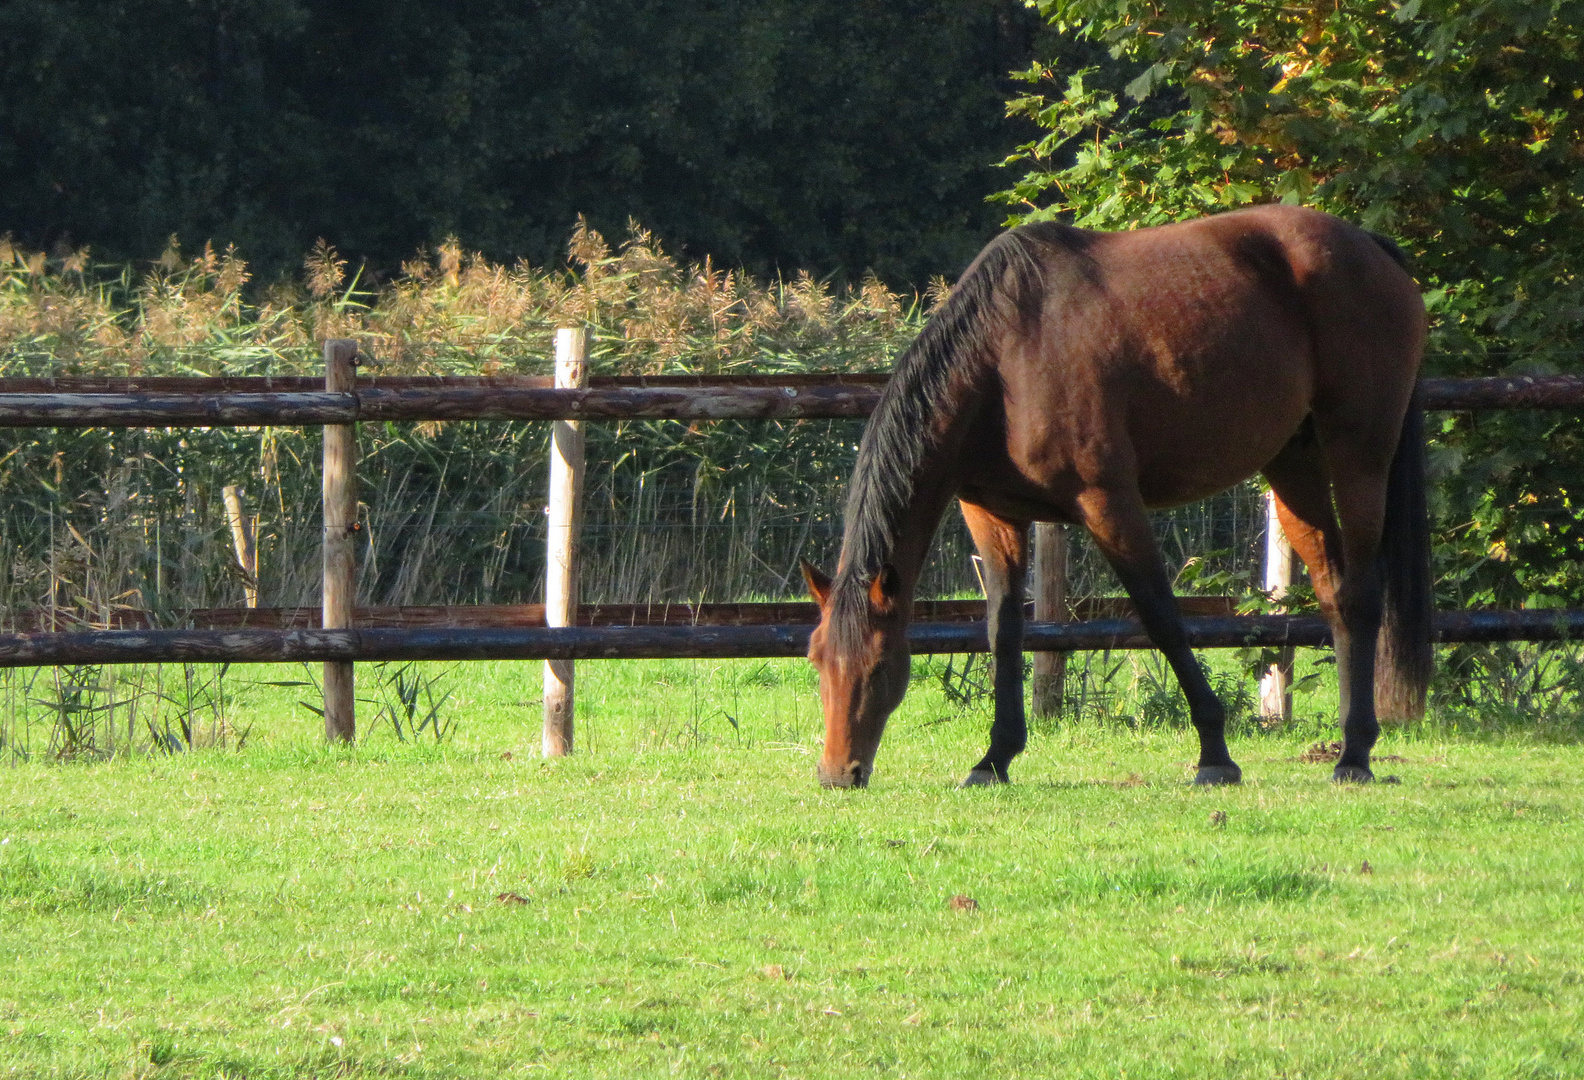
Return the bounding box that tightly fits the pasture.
[3,654,1582,1078]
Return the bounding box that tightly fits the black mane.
[827,224,1056,655]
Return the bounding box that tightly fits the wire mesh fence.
[0,417,1271,628]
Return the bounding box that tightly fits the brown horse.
[800,204,1431,789]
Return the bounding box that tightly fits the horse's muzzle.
[817,759,870,789]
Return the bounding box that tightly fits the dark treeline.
[1,0,1052,286]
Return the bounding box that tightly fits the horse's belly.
[1134,453,1276,509]
[1130,391,1307,508]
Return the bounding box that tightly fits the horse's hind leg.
[1262,435,1378,781]
[1262,426,1347,632]
[1268,415,1395,780]
[1317,439,1394,783]
[959,502,1029,786]
[1076,487,1240,785]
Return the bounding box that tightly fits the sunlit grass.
[2,654,1582,1078]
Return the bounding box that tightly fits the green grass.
[3,653,1583,1078]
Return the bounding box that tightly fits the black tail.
[1367,231,1412,272]
[1375,400,1433,719]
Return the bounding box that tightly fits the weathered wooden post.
[221,484,258,608]
[1259,489,1295,722]
[543,326,588,756]
[1030,521,1069,719]
[322,339,359,742]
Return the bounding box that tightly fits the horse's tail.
[1367,231,1412,272]
[1375,398,1433,719]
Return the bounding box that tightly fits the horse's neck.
[887,449,966,601]
[842,376,984,602]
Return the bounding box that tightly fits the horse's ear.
[868,563,900,613]
[800,559,833,608]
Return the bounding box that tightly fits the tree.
[999,0,1584,612]
[0,0,1044,286]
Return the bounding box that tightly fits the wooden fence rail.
[0,345,1579,748]
[0,597,1238,634]
[0,609,1577,669]
[0,374,1578,427]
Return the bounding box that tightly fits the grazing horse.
[800,204,1431,789]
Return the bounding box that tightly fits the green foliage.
[1437,640,1584,725]
[0,0,1043,286]
[361,662,456,744]
[0,662,250,763]
[999,0,1584,609]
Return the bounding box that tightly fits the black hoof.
[1194,764,1242,786]
[1332,763,1374,784]
[959,768,1005,788]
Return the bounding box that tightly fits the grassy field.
[2,652,1583,1079]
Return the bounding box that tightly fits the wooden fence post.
[322,339,359,742]
[1030,522,1069,719]
[543,326,589,756]
[1259,489,1295,722]
[222,484,258,608]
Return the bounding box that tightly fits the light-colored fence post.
[1259,489,1295,722]
[1030,521,1069,719]
[322,339,359,742]
[543,326,589,756]
[222,484,258,608]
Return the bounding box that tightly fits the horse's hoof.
[1194,764,1242,786]
[1333,764,1374,784]
[959,769,1005,788]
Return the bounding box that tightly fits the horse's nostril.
[816,760,870,789]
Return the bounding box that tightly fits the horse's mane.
[826,223,1058,655]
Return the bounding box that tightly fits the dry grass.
[0,219,923,378]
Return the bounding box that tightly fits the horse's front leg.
[959,502,1029,786]
[1077,486,1241,785]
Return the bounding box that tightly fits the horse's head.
[800,559,910,788]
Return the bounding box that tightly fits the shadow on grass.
[1049,856,1327,904]
[0,850,218,913]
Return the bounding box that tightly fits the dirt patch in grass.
[1296,741,1408,764]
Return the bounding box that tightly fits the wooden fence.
[1,372,1580,426]
[0,339,1580,749]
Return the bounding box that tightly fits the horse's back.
[1181,206,1427,470]
[980,206,1424,512]
[1218,206,1426,424]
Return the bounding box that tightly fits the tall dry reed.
[0,224,1264,627]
